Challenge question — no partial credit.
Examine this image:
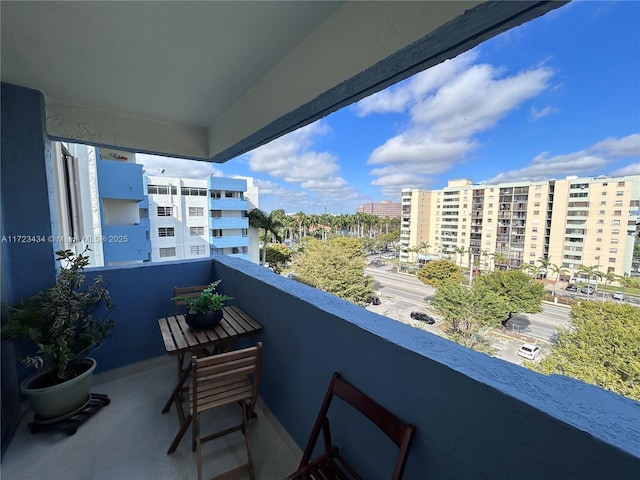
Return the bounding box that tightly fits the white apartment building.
[401,175,640,278]
[146,175,260,263]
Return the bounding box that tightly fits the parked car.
[580,286,596,295]
[410,311,436,324]
[611,292,625,301]
[369,296,381,305]
[565,284,577,292]
[517,343,541,360]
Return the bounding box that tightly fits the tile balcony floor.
[1,359,301,480]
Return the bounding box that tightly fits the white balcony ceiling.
[1,1,564,162]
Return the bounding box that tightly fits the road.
[364,265,575,367]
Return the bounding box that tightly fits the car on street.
[369,296,381,305]
[517,343,541,360]
[565,284,577,292]
[611,292,625,301]
[410,311,436,324]
[580,286,596,295]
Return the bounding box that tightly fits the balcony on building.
[2,1,639,477]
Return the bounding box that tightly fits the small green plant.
[172,280,232,314]
[3,248,115,383]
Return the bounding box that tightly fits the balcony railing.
[4,257,639,477]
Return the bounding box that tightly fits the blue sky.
[139,1,640,214]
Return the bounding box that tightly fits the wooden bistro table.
[158,305,262,454]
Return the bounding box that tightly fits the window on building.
[181,186,208,196]
[599,210,605,215]
[602,191,607,196]
[597,228,604,233]
[613,220,621,225]
[148,184,177,195]
[533,210,539,215]
[616,191,624,196]
[534,202,540,207]
[609,258,616,263]
[242,229,248,236]
[531,236,537,241]
[600,201,606,205]
[211,210,222,218]
[157,206,173,216]
[189,207,204,216]
[618,181,626,187]
[613,210,622,216]
[610,248,618,253]
[158,227,175,237]
[190,226,205,236]
[159,247,176,258]
[597,238,602,242]
[612,229,620,234]
[598,220,604,224]
[630,200,639,207]
[596,247,601,251]
[211,229,223,237]
[190,245,206,255]
[614,200,623,206]
[611,238,619,244]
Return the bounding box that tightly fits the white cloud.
[361,50,555,198]
[246,120,368,213]
[611,162,640,177]
[591,134,640,157]
[137,154,223,179]
[485,133,640,184]
[353,51,479,117]
[530,105,558,120]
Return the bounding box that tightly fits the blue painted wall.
[1,83,57,456]
[208,176,246,192]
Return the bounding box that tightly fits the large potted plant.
[172,280,232,329]
[3,249,115,420]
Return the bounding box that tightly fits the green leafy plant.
[3,249,115,383]
[172,280,232,314]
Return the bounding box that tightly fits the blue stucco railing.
[70,256,640,478]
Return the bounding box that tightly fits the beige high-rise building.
[401,175,640,278]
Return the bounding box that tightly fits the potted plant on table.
[3,248,115,420]
[172,280,232,329]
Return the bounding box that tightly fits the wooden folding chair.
[187,343,263,480]
[286,372,415,480]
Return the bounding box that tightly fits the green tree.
[247,208,283,265]
[265,244,292,274]
[474,270,545,324]
[432,281,508,353]
[530,301,640,401]
[416,259,464,288]
[292,237,374,305]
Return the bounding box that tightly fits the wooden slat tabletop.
[158,306,262,356]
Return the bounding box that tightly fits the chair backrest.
[191,343,263,414]
[300,372,415,480]
[173,285,209,316]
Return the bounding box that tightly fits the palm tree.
[537,256,552,279]
[519,263,538,278]
[247,208,283,265]
[455,246,468,267]
[490,251,508,271]
[480,249,490,272]
[577,264,604,300]
[548,263,570,297]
